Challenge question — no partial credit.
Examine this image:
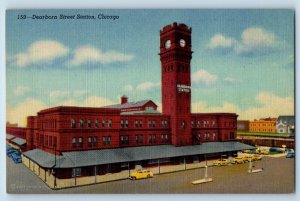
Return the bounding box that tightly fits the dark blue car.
[286,149,295,158]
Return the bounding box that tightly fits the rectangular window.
[95,120,99,128]
[53,136,57,147]
[102,120,105,128]
[93,136,98,146]
[135,135,139,144]
[78,137,83,147]
[148,135,152,143]
[49,136,52,147]
[72,137,76,148]
[121,120,124,128]
[102,136,106,145]
[139,120,143,127]
[88,137,92,147]
[161,121,164,128]
[135,120,138,128]
[191,121,194,128]
[152,121,156,128]
[72,168,81,177]
[165,134,168,141]
[164,120,167,127]
[153,135,156,143]
[108,120,112,128]
[45,135,48,146]
[139,135,143,143]
[148,121,151,128]
[120,136,124,145]
[71,119,76,128]
[107,136,111,145]
[125,120,129,128]
[125,135,129,144]
[161,134,164,142]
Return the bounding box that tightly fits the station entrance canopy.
[23,141,254,169]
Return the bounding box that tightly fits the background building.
[249,117,277,133]
[276,115,295,136]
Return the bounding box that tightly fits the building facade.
[7,22,253,189]
[276,115,295,136]
[249,117,277,133]
[237,120,250,132]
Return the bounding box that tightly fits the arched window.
[87,120,91,128]
[79,119,84,128]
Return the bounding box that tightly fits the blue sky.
[6,9,294,126]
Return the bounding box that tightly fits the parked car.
[245,154,262,161]
[129,169,153,180]
[10,153,22,164]
[232,157,247,164]
[257,149,269,155]
[213,159,229,166]
[286,149,295,158]
[269,147,283,154]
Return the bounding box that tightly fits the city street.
[7,155,294,194]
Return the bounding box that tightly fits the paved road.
[7,156,294,194]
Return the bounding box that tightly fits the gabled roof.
[103,100,157,110]
[277,115,295,125]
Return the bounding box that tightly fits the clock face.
[165,40,171,49]
[180,39,186,47]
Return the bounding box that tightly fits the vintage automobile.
[244,154,262,162]
[232,157,247,164]
[129,169,154,180]
[286,149,295,158]
[213,159,229,166]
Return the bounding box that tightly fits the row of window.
[37,119,57,129]
[72,136,112,148]
[191,120,236,128]
[164,65,189,73]
[120,134,169,145]
[194,133,217,141]
[71,119,112,128]
[35,134,57,148]
[71,119,169,129]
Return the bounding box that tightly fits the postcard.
[6,9,295,194]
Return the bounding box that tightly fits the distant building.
[249,117,277,133]
[237,120,250,132]
[6,122,18,127]
[276,115,295,136]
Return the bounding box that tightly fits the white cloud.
[192,92,294,120]
[61,96,115,107]
[68,45,134,66]
[11,40,69,67]
[191,70,218,87]
[6,98,48,127]
[208,34,236,49]
[209,27,276,55]
[124,84,133,92]
[136,82,161,91]
[13,86,31,96]
[49,90,69,99]
[223,77,236,84]
[7,96,115,126]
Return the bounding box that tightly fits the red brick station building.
[7,23,252,189]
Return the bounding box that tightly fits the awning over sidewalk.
[11,137,26,146]
[6,134,15,140]
[23,141,254,169]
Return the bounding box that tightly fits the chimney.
[121,95,128,104]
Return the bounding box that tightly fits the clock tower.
[159,22,192,146]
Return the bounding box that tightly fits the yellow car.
[242,149,251,153]
[232,157,247,164]
[251,154,262,161]
[245,154,262,162]
[130,169,153,180]
[213,159,229,166]
[257,149,269,155]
